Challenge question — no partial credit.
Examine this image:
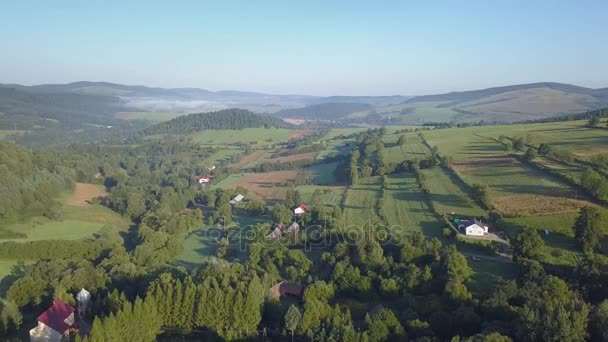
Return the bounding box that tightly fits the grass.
[343,177,383,228]
[2,204,130,242]
[202,148,243,166]
[421,167,486,217]
[175,210,269,269]
[191,128,293,146]
[424,120,608,162]
[114,112,182,122]
[295,185,346,207]
[306,161,339,185]
[382,173,442,238]
[467,259,518,296]
[382,132,430,163]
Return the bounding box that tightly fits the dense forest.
[143,109,292,135]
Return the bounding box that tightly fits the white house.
[30,299,76,342]
[196,176,210,184]
[229,194,244,205]
[459,219,489,236]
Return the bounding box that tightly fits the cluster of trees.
[0,141,95,223]
[252,159,313,173]
[580,168,608,202]
[143,109,291,135]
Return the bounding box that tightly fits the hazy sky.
[1,0,606,95]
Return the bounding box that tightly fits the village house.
[293,203,309,216]
[196,176,210,184]
[30,299,76,342]
[457,218,489,236]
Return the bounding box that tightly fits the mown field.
[382,173,442,238]
[342,177,383,227]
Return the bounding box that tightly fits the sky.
[0,0,607,96]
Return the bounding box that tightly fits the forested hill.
[142,108,292,135]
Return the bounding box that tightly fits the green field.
[306,161,339,185]
[191,128,293,146]
[115,112,183,122]
[421,167,486,217]
[382,132,429,163]
[295,185,345,207]
[2,204,130,242]
[342,177,383,227]
[383,173,442,238]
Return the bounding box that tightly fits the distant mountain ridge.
[403,82,607,105]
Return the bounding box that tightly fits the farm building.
[229,194,244,205]
[270,281,305,299]
[293,203,309,215]
[457,218,489,236]
[196,176,210,184]
[30,299,76,342]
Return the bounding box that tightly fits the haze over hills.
[1,80,607,146]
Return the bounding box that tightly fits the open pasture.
[342,177,383,227]
[382,133,429,163]
[3,204,129,242]
[421,167,486,217]
[191,128,292,146]
[383,173,442,238]
[224,171,298,200]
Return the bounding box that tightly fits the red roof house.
[30,299,76,341]
[293,203,309,215]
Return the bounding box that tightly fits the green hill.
[143,108,292,135]
[274,102,373,120]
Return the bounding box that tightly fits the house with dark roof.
[29,299,76,342]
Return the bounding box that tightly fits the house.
[293,203,309,215]
[30,299,76,342]
[196,176,210,184]
[457,218,489,236]
[229,194,245,205]
[270,281,305,299]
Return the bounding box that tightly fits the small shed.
[285,221,300,235]
[229,194,245,205]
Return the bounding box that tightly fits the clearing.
[421,167,486,217]
[64,183,107,206]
